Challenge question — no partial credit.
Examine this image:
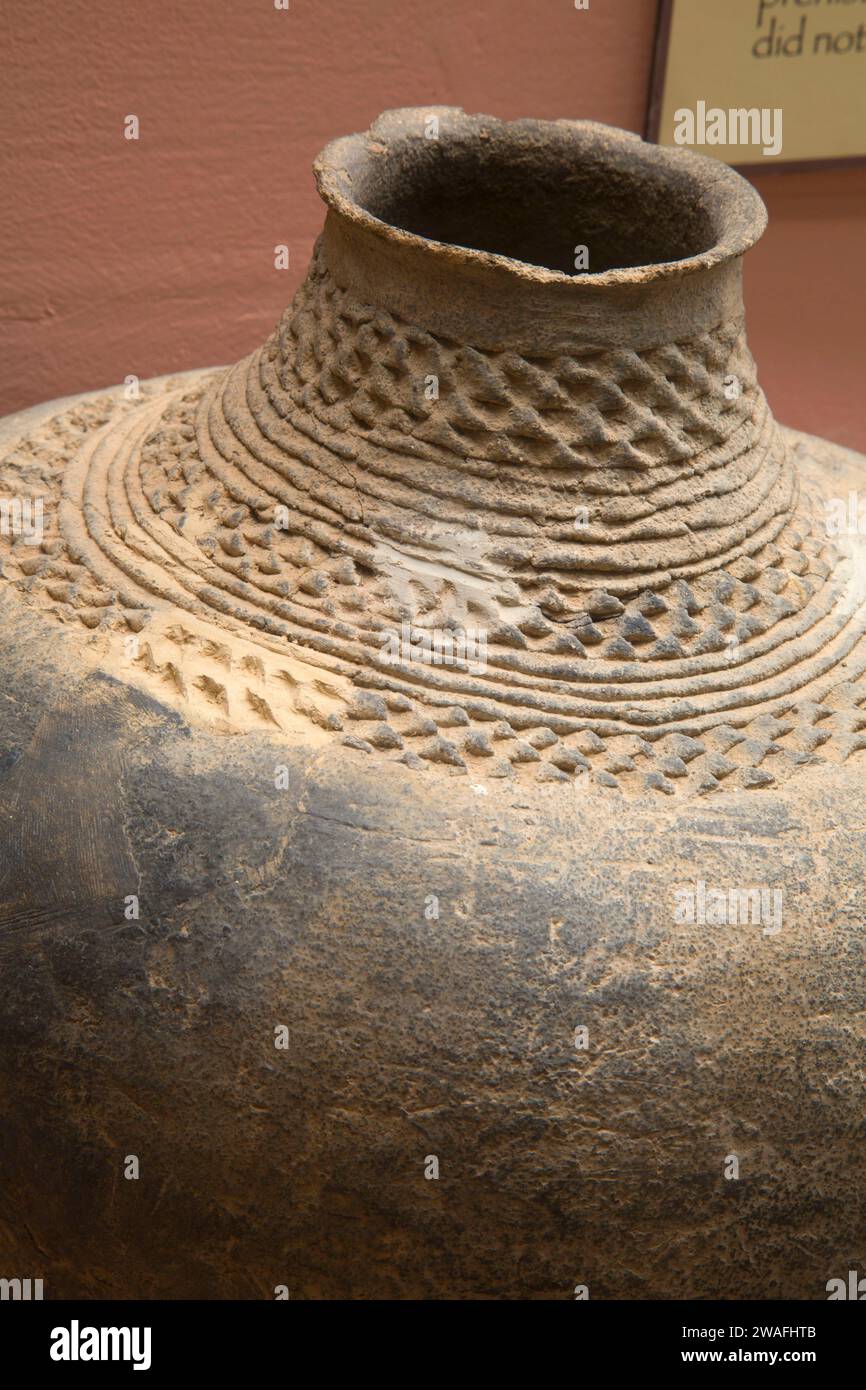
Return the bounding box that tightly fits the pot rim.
[313,106,768,291]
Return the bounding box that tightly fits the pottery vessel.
[1,109,865,1300]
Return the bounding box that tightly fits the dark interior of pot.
[356,131,719,275]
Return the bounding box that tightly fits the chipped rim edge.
[313,106,769,291]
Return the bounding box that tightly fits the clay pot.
[1,108,865,1300]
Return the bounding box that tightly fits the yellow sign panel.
[650,0,866,167]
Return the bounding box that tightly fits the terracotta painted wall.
[1,0,864,450]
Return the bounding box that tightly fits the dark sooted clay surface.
[1,110,865,1299]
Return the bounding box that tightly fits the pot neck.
[265,110,793,601]
[320,208,748,356]
[312,106,767,354]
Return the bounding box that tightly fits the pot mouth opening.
[315,108,767,287]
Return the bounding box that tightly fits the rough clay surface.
[0,111,865,1299]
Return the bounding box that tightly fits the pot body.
[1,111,865,1299]
[0,514,865,1300]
